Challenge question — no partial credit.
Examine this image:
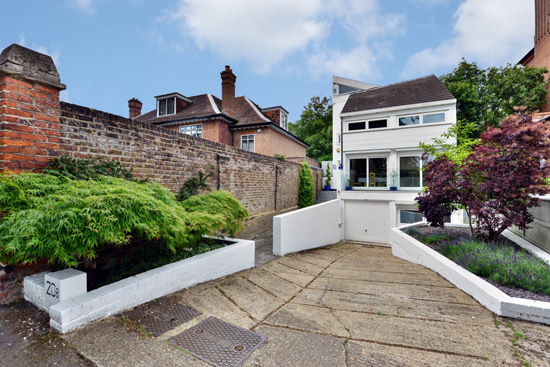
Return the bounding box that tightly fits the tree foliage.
[440,59,548,139]
[289,96,333,161]
[416,115,550,241]
[298,161,315,208]
[0,174,247,267]
[181,190,249,238]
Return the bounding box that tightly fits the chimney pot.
[220,66,236,116]
[128,98,142,119]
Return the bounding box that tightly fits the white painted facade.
[331,75,457,244]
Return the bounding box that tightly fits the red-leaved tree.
[416,114,550,241]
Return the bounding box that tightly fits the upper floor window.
[423,113,445,124]
[348,121,366,131]
[179,124,202,138]
[399,115,420,126]
[241,134,255,152]
[281,112,288,130]
[158,97,175,116]
[399,112,446,126]
[369,119,387,129]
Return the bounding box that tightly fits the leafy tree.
[440,59,547,139]
[177,171,212,201]
[289,96,333,161]
[298,161,315,208]
[416,115,550,241]
[45,155,143,181]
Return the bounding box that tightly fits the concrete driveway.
[62,242,550,366]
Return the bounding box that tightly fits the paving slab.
[243,325,346,367]
[242,268,302,302]
[260,261,315,287]
[275,256,326,276]
[321,267,454,287]
[177,286,255,329]
[345,340,492,367]
[215,276,285,321]
[293,288,494,325]
[309,277,479,305]
[334,309,512,360]
[265,303,350,338]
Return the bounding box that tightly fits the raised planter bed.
[24,237,254,333]
[391,223,550,325]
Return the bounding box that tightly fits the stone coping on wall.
[391,224,550,325]
[24,238,254,333]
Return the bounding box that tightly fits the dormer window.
[158,97,175,116]
[155,93,192,117]
[281,112,288,130]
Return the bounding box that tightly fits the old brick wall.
[58,102,322,239]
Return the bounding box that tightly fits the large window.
[399,112,446,127]
[241,134,255,152]
[158,97,175,116]
[349,157,387,188]
[399,156,426,188]
[400,210,424,224]
[179,124,202,138]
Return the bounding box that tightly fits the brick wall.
[0,75,61,172]
[232,126,307,158]
[58,102,322,234]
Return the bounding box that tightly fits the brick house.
[131,66,308,159]
[520,0,550,113]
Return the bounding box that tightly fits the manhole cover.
[168,317,266,367]
[123,300,201,337]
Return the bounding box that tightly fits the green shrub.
[438,239,550,295]
[177,171,211,201]
[298,161,315,208]
[181,190,249,238]
[45,155,142,181]
[0,173,225,267]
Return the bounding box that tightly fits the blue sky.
[2,0,534,122]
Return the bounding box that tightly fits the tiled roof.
[342,75,455,114]
[232,96,270,126]
[138,94,234,124]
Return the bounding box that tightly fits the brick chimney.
[220,65,236,115]
[128,98,142,119]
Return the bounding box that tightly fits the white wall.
[510,197,550,254]
[273,199,342,256]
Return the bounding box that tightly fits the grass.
[406,228,550,296]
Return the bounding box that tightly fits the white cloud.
[73,0,94,13]
[166,0,404,77]
[308,46,380,80]
[404,0,534,77]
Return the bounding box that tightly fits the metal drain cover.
[123,299,201,337]
[168,317,266,367]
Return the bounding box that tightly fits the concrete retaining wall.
[273,199,342,256]
[391,224,550,325]
[25,238,254,333]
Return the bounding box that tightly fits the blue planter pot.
[324,185,331,191]
[345,187,352,191]
[390,186,397,191]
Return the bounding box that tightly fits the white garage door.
[345,200,390,244]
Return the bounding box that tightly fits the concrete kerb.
[25,238,255,333]
[391,223,550,325]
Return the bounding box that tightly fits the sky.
[1,0,535,122]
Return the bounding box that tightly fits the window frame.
[397,154,431,189]
[157,97,176,117]
[347,155,388,190]
[280,112,288,130]
[397,111,447,128]
[179,123,203,138]
[241,134,255,152]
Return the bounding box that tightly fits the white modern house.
[331,75,457,244]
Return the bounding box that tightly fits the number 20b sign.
[44,269,87,308]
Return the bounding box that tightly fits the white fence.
[273,199,342,256]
